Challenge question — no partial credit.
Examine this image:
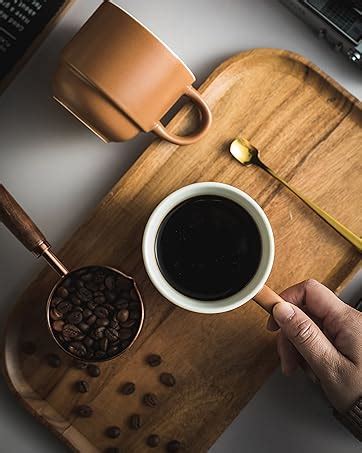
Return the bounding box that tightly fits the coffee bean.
[94,306,109,318]
[105,291,117,302]
[77,404,93,417]
[121,340,130,349]
[99,337,109,352]
[96,318,110,327]
[94,351,106,359]
[21,341,36,355]
[62,277,72,288]
[130,288,138,301]
[118,329,132,340]
[115,300,129,310]
[105,276,115,290]
[56,286,69,298]
[66,311,83,325]
[103,304,115,313]
[94,271,106,284]
[76,280,84,289]
[108,346,119,356]
[119,291,131,300]
[79,322,90,333]
[143,393,158,408]
[105,328,119,342]
[63,324,82,341]
[106,426,121,438]
[81,273,93,282]
[83,308,92,318]
[86,315,97,326]
[92,326,106,340]
[166,440,181,452]
[50,308,63,320]
[147,434,160,448]
[129,310,140,320]
[104,448,119,453]
[121,319,136,328]
[76,380,89,393]
[46,353,61,368]
[83,337,94,348]
[87,364,100,377]
[52,320,65,332]
[85,281,99,292]
[94,296,106,304]
[160,373,176,387]
[73,361,88,369]
[87,301,97,310]
[109,320,120,330]
[146,354,161,367]
[121,382,135,395]
[57,301,72,314]
[129,414,141,430]
[78,287,93,302]
[69,342,87,357]
[71,296,82,306]
[116,309,129,323]
[116,276,133,291]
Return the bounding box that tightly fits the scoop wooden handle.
[253,285,285,314]
[0,184,49,256]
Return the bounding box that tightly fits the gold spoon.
[230,137,362,253]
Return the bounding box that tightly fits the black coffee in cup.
[156,195,262,300]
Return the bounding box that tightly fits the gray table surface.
[0,1,361,452]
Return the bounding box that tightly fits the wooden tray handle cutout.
[0,184,49,256]
[253,285,286,314]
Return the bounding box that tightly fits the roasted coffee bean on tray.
[106,426,121,438]
[160,372,176,387]
[146,353,162,367]
[166,440,182,452]
[46,353,61,368]
[87,364,100,378]
[143,393,158,408]
[75,380,89,393]
[129,413,142,430]
[76,404,93,417]
[121,382,136,395]
[146,434,160,448]
[48,266,142,361]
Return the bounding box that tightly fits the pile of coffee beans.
[48,266,143,361]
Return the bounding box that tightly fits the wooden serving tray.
[2,49,361,452]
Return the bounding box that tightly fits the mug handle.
[253,285,286,314]
[152,85,212,145]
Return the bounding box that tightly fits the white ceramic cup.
[142,182,274,314]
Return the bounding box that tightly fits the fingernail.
[273,302,295,325]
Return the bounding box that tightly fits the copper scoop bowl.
[0,184,144,362]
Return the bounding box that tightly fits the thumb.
[272,301,342,380]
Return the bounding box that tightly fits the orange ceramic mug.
[52,0,212,145]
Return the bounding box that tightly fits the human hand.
[268,279,362,412]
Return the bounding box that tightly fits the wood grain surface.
[2,49,361,453]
